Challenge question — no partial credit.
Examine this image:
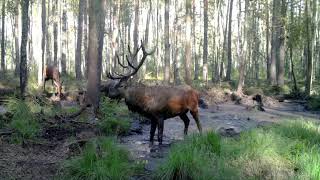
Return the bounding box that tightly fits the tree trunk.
[237,0,247,93]
[203,0,208,83]
[270,0,280,85]
[184,0,192,85]
[20,0,30,98]
[305,0,313,96]
[53,0,58,66]
[61,0,67,75]
[164,0,170,84]
[14,0,20,76]
[46,0,52,64]
[75,0,85,80]
[133,0,139,67]
[277,0,287,86]
[226,0,234,81]
[87,0,106,114]
[84,0,88,79]
[266,0,271,81]
[1,0,5,74]
[193,0,199,81]
[39,0,46,86]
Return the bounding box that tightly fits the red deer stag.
[43,65,62,97]
[106,42,202,145]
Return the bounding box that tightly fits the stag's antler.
[107,41,154,81]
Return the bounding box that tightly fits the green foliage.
[6,97,40,143]
[155,132,227,180]
[99,98,131,135]
[307,95,320,110]
[62,137,139,180]
[157,119,320,180]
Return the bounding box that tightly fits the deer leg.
[150,120,157,143]
[190,110,202,133]
[179,113,190,135]
[157,119,164,145]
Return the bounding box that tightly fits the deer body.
[43,65,62,97]
[106,42,202,144]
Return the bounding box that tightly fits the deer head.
[107,41,154,99]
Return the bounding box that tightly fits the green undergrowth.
[307,95,320,110]
[5,97,40,143]
[99,98,131,135]
[156,119,320,180]
[61,137,143,180]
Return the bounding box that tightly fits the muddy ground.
[0,96,319,180]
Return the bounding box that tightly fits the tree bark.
[277,0,287,86]
[270,0,280,85]
[39,0,46,86]
[184,0,192,85]
[84,0,88,79]
[53,0,58,66]
[133,0,139,68]
[75,0,85,80]
[164,0,170,84]
[61,0,67,75]
[193,0,199,81]
[1,0,5,74]
[46,0,52,64]
[226,0,234,81]
[87,0,106,114]
[14,0,20,76]
[305,0,313,95]
[20,0,30,98]
[266,0,271,81]
[203,0,208,83]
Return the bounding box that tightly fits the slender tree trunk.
[277,0,287,86]
[164,0,170,84]
[61,0,67,75]
[46,0,52,64]
[237,0,247,93]
[193,0,199,80]
[53,0,58,66]
[305,0,313,95]
[39,0,46,86]
[226,0,234,81]
[75,0,85,80]
[173,0,180,85]
[84,0,88,78]
[87,0,106,114]
[1,0,5,74]
[270,0,280,85]
[14,0,20,76]
[133,0,139,67]
[185,0,192,85]
[203,0,208,83]
[220,0,230,80]
[266,0,271,81]
[20,0,30,98]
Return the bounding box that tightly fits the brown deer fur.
[107,42,202,144]
[43,65,62,97]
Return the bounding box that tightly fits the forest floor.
[0,91,320,179]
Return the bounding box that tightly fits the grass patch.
[62,137,141,180]
[307,95,320,110]
[156,119,320,180]
[6,97,40,143]
[99,98,131,135]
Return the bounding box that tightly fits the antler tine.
[107,72,120,80]
[116,54,128,69]
[125,55,136,69]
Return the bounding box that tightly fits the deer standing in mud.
[43,65,63,97]
[106,42,202,145]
